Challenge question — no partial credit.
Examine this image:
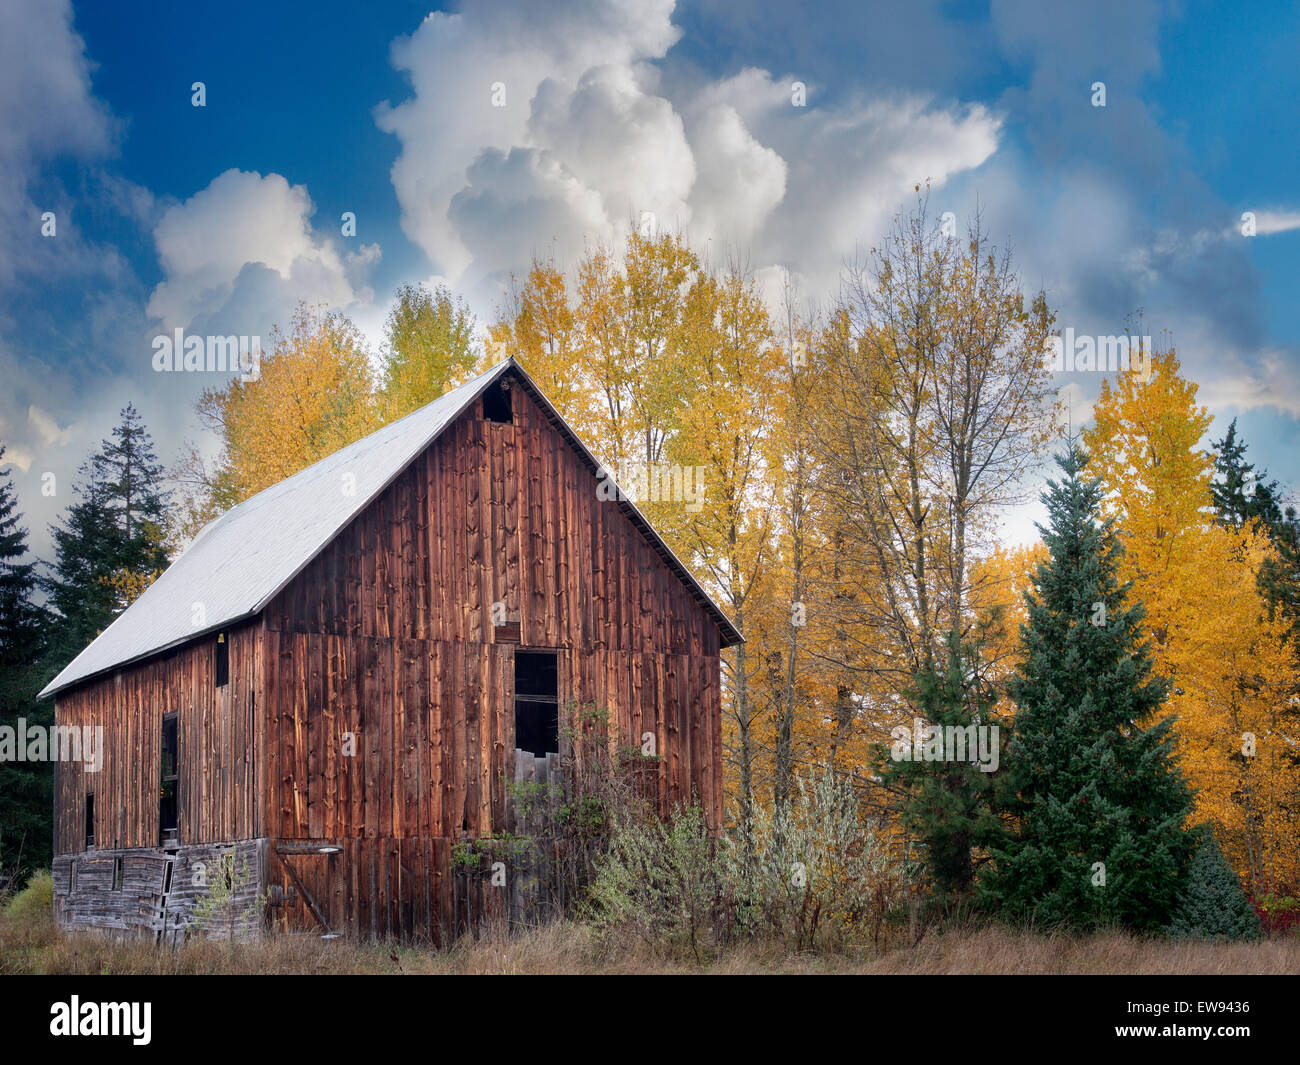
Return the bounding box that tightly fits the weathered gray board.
[53,839,264,945]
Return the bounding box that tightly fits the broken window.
[514,650,559,756]
[113,857,123,891]
[215,631,229,687]
[84,793,94,850]
[160,713,178,843]
[483,378,512,423]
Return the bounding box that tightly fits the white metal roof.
[40,359,740,698]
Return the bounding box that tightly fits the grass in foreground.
[3,896,1296,975]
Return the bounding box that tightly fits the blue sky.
[2,0,1298,559]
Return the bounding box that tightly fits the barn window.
[483,378,512,423]
[160,713,178,844]
[112,857,123,892]
[514,651,559,756]
[215,631,229,687]
[84,794,94,849]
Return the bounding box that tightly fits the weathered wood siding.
[259,376,725,855]
[263,375,721,656]
[49,368,729,941]
[51,621,263,855]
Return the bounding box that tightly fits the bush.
[586,770,911,958]
[1166,828,1260,941]
[723,771,902,951]
[4,870,53,925]
[585,802,719,961]
[1249,892,1300,936]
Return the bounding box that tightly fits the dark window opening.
[112,857,123,891]
[514,651,559,756]
[483,378,512,423]
[215,631,229,687]
[160,713,178,844]
[84,794,94,850]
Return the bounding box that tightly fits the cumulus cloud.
[375,0,1002,303]
[146,169,378,337]
[1198,346,1300,419]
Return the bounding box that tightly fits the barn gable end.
[47,360,735,942]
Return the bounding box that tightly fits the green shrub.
[585,802,718,961]
[586,770,910,957]
[723,770,901,951]
[4,870,53,925]
[1166,828,1260,941]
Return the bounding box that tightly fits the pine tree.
[42,460,120,665]
[878,633,1003,908]
[1211,419,1283,530]
[0,446,52,873]
[92,402,169,576]
[983,440,1195,931]
[1167,827,1261,940]
[1211,419,1300,645]
[42,406,170,666]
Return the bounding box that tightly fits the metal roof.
[40,359,741,699]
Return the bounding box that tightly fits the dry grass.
[4,901,1297,975]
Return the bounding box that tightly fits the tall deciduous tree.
[380,282,477,420]
[813,195,1055,815]
[1084,350,1300,892]
[817,196,1054,684]
[191,303,379,508]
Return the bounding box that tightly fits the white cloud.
[1198,346,1300,419]
[1250,210,1300,237]
[375,1,1002,305]
[146,169,377,336]
[0,0,116,285]
[28,405,74,448]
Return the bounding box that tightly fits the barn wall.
[256,632,720,843]
[255,378,725,937]
[51,620,263,856]
[261,376,725,846]
[263,376,721,656]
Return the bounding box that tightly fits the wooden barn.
[40,359,741,942]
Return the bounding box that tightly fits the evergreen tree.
[1211,418,1283,530]
[983,440,1194,931]
[0,446,52,874]
[1210,419,1300,645]
[42,405,170,666]
[878,633,1003,908]
[1167,827,1261,940]
[93,402,169,572]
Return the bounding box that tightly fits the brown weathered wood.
[51,367,731,940]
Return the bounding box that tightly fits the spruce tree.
[878,633,1003,908]
[0,446,52,873]
[1210,419,1283,530]
[983,440,1194,931]
[42,405,170,666]
[1167,826,1261,940]
[1210,419,1300,645]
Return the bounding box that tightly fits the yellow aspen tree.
[195,302,379,504]
[1084,348,1300,890]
